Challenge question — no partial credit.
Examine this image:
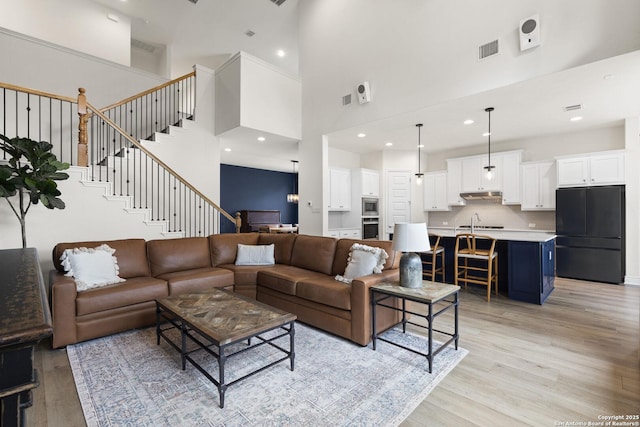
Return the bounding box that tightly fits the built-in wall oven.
[362,217,379,240]
[362,197,379,217]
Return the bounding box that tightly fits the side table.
[370,281,459,373]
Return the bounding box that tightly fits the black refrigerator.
[555,185,625,284]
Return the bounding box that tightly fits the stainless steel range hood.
[459,191,503,201]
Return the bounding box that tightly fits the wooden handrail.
[98,72,196,113]
[85,101,241,232]
[0,81,77,104]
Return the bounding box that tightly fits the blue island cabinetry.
[507,239,555,304]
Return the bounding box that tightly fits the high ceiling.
[90,1,640,171]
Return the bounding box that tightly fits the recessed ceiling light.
[570,116,583,122]
[257,136,266,142]
[482,132,491,137]
[463,119,474,125]
[276,49,286,57]
[357,133,366,138]
[385,142,393,146]
[417,144,424,148]
[224,148,231,152]
[603,74,616,80]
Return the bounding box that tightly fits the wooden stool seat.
[422,235,445,282]
[454,233,498,301]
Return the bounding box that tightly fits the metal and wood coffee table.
[156,288,296,408]
[370,281,460,373]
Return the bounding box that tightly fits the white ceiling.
[328,50,640,154]
[90,0,640,170]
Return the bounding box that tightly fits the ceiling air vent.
[342,94,352,106]
[270,0,287,5]
[479,40,499,60]
[564,104,582,112]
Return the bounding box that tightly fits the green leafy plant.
[0,135,70,248]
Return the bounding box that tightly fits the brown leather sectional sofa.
[50,233,400,349]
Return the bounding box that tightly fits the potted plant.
[0,135,70,248]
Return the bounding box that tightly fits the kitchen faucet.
[471,212,481,234]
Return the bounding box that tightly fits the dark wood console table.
[0,248,53,427]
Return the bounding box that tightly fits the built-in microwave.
[362,197,379,217]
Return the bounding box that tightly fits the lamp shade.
[392,222,430,252]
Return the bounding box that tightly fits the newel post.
[235,212,242,233]
[77,88,88,167]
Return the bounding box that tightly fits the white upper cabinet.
[423,172,449,211]
[328,167,351,211]
[521,161,556,210]
[360,169,380,197]
[500,151,522,205]
[461,155,502,192]
[446,159,466,206]
[556,150,625,187]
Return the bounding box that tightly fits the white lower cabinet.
[521,161,556,210]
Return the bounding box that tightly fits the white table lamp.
[392,222,431,288]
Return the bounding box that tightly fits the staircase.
[1,72,240,242]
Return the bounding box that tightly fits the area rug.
[67,323,467,426]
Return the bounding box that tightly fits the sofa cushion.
[209,233,260,266]
[257,265,328,296]
[76,277,168,316]
[60,244,126,291]
[217,264,277,286]
[296,276,352,310]
[257,233,297,265]
[335,243,388,284]
[332,239,397,276]
[156,267,235,295]
[290,235,337,275]
[147,237,211,277]
[53,239,150,279]
[235,244,275,265]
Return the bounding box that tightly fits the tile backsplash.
[427,202,555,231]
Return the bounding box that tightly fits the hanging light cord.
[415,123,424,180]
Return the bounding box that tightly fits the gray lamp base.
[399,252,423,288]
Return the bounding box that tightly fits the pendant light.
[484,107,495,180]
[415,123,424,185]
[287,160,299,203]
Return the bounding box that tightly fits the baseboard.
[624,275,640,286]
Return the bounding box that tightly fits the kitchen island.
[427,227,556,304]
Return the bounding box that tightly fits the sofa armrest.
[51,273,78,348]
[350,269,400,346]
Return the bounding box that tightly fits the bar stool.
[422,234,445,282]
[454,233,498,301]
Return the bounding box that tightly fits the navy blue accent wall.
[220,164,298,233]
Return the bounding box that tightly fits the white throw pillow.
[235,244,276,266]
[60,244,125,291]
[335,243,388,284]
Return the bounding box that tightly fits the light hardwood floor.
[29,278,639,427]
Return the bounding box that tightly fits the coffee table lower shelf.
[155,290,296,408]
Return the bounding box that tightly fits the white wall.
[241,53,301,140]
[0,28,166,106]
[214,52,302,140]
[0,0,131,66]
[298,0,640,235]
[624,117,640,285]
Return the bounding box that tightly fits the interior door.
[386,170,411,239]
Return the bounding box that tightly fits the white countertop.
[429,226,556,242]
